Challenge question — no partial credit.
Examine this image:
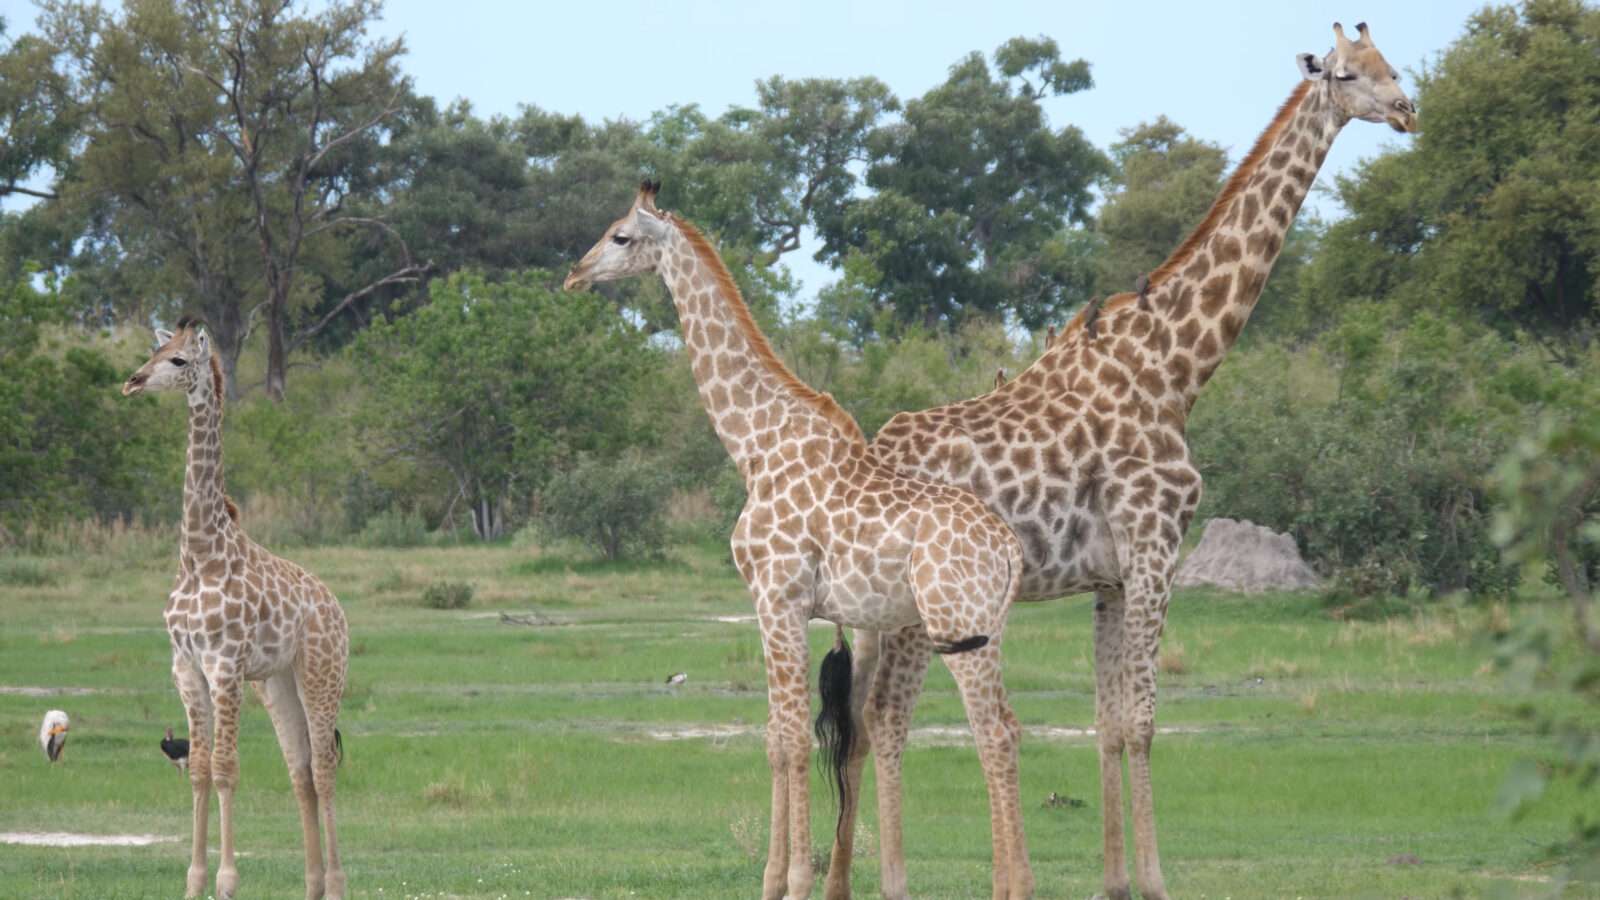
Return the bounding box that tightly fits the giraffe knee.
[1098,725,1125,756]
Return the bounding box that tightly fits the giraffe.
[565,182,1034,900]
[122,318,349,900]
[835,23,1416,900]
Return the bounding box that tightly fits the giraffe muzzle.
[562,269,589,291]
[122,374,148,396]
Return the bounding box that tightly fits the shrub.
[356,508,430,548]
[0,558,54,586]
[540,452,671,561]
[421,581,473,610]
[1188,309,1588,597]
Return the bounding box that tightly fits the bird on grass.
[39,710,70,762]
[160,727,190,772]
[665,672,688,687]
[162,726,342,771]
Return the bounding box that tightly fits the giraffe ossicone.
[856,24,1416,900]
[123,318,350,900]
[567,182,1035,900]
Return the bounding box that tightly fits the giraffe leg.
[1107,515,1181,900]
[823,628,880,900]
[762,698,792,900]
[867,626,932,900]
[758,605,814,900]
[942,641,1032,900]
[174,658,214,899]
[298,613,349,900]
[1123,599,1171,900]
[205,668,244,900]
[259,672,324,900]
[1093,587,1131,900]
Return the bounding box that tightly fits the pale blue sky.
[3,0,1491,301]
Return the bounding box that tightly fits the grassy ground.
[0,537,1592,899]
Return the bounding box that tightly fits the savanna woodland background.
[2,0,1598,896]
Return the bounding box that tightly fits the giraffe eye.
[1335,72,1358,82]
[171,357,188,367]
[612,234,631,246]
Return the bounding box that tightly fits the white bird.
[665,672,687,686]
[39,710,70,762]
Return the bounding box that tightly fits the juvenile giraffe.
[565,182,1034,899]
[837,24,1417,900]
[123,319,349,900]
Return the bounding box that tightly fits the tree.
[167,0,429,400]
[35,0,426,398]
[352,271,654,540]
[1302,0,1600,350]
[820,36,1107,333]
[1094,117,1228,293]
[0,15,77,202]
[0,270,178,535]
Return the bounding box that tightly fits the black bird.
[161,726,341,771]
[160,727,189,772]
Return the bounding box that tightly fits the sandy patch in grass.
[0,685,100,697]
[0,831,176,847]
[640,723,1207,745]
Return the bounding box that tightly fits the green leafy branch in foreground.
[1491,411,1600,884]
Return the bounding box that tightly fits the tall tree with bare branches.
[36,0,425,399]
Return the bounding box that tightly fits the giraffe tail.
[333,728,344,766]
[814,625,855,842]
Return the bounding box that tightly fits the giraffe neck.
[1148,78,1344,409]
[180,356,233,568]
[657,218,863,480]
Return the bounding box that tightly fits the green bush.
[540,452,672,561]
[0,558,54,586]
[421,581,473,610]
[1190,308,1594,597]
[356,508,430,548]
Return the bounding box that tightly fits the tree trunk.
[265,292,288,402]
[471,496,500,541]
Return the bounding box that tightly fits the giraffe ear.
[153,328,175,348]
[631,205,669,241]
[191,326,211,357]
[1297,53,1326,81]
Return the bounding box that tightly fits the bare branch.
[304,86,403,173]
[288,260,433,352]
[0,183,58,200]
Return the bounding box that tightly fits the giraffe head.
[1297,21,1416,133]
[563,180,672,291]
[122,316,212,396]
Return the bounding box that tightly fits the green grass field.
[0,538,1592,899]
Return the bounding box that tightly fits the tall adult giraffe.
[842,23,1417,900]
[123,319,349,900]
[566,182,1034,899]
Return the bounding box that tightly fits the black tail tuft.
[933,634,990,654]
[814,635,855,842]
[333,728,344,766]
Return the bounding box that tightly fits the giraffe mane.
[668,216,868,446]
[1052,80,1314,343]
[208,353,224,402]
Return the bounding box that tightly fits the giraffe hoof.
[216,866,239,899]
[185,866,208,899]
